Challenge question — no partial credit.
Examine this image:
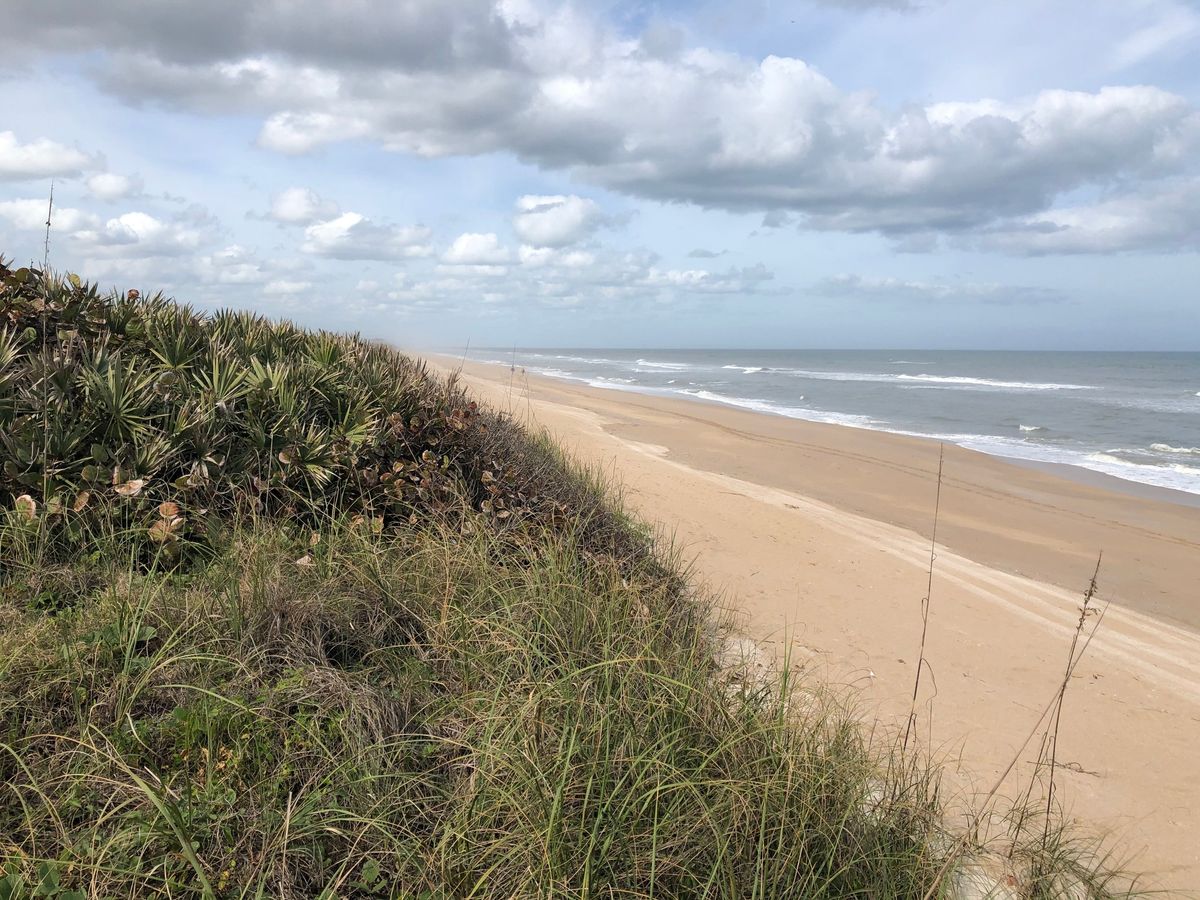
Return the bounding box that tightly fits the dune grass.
[0,261,1140,898]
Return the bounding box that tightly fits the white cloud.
[200,244,274,284]
[443,232,511,265]
[263,279,312,296]
[301,212,433,260]
[259,111,374,154]
[1112,2,1200,69]
[518,245,597,268]
[402,241,776,311]
[0,198,97,233]
[86,172,142,201]
[643,263,775,295]
[0,131,96,181]
[513,194,606,247]
[73,211,205,257]
[269,186,339,224]
[971,178,1200,255]
[817,274,1064,304]
[18,4,1200,249]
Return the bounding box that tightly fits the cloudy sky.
[2,0,1198,349]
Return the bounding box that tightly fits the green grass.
[0,261,1140,898]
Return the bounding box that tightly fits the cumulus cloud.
[263,279,312,296]
[970,178,1200,255]
[643,263,775,295]
[73,211,206,257]
[0,198,97,233]
[11,3,1200,251]
[512,194,607,247]
[0,131,97,181]
[269,186,339,224]
[301,212,433,260]
[200,245,277,284]
[7,0,514,72]
[517,244,595,268]
[816,274,1065,304]
[443,232,510,265]
[86,172,143,201]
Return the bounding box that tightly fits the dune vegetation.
[0,258,1136,898]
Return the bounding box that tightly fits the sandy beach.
[431,355,1200,893]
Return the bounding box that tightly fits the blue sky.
[1,0,1198,350]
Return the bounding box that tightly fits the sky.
[1,0,1199,350]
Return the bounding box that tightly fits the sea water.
[462,349,1200,497]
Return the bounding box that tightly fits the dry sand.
[431,356,1200,893]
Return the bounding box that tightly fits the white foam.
[636,358,691,370]
[1019,424,1045,432]
[1082,453,1200,492]
[678,389,870,427]
[1151,443,1200,455]
[528,353,619,366]
[896,374,1094,391]
[881,431,1200,496]
[722,365,765,374]
[772,368,1094,392]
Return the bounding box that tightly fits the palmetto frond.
[81,354,158,444]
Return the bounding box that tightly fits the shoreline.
[436,354,1200,631]
[427,353,1200,888]
[454,356,1200,511]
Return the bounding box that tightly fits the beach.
[432,355,1200,892]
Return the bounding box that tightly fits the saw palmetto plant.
[0,258,608,566]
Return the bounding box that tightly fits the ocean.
[462,348,1200,498]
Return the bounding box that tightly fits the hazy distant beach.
[435,353,1200,888]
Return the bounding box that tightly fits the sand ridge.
[432,356,1200,892]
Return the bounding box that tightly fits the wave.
[722,365,765,374]
[1019,425,1045,432]
[526,353,619,366]
[896,374,1094,391]
[943,438,1200,496]
[636,358,691,370]
[678,389,872,428]
[1086,452,1200,481]
[770,368,1094,392]
[1150,443,1200,455]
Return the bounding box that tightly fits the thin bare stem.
[904,443,944,753]
[921,567,1109,900]
[1042,553,1102,852]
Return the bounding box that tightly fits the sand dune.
[432,356,1200,892]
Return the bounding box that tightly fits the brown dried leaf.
[14,494,36,521]
[148,517,184,543]
[114,479,145,498]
